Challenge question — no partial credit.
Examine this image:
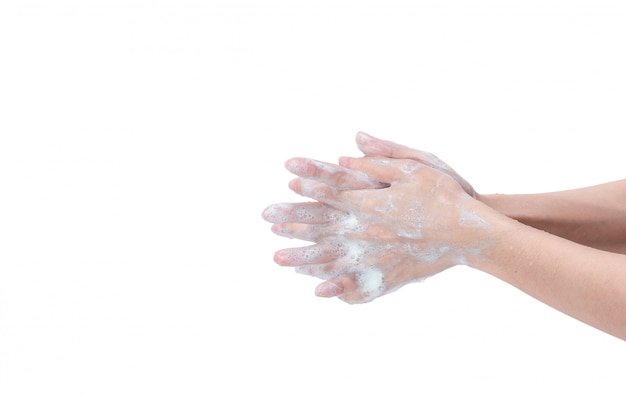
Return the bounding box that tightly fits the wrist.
[476,193,522,221]
[463,200,531,273]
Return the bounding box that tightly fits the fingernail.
[356,131,374,144]
[261,204,278,221]
[273,250,290,266]
[315,281,343,297]
[288,178,299,191]
[271,224,294,239]
[262,204,287,223]
[285,158,305,175]
[338,156,354,167]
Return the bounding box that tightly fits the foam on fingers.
[262,202,342,224]
[287,157,386,190]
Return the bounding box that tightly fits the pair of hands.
[262,132,489,304]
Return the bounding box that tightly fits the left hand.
[263,156,493,304]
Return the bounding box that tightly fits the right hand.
[263,155,491,304]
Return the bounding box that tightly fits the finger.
[262,202,344,224]
[314,279,344,297]
[273,243,343,267]
[285,157,385,190]
[295,262,337,279]
[308,271,384,303]
[288,178,345,208]
[356,131,420,158]
[340,156,423,184]
[355,133,476,198]
[271,223,333,242]
[338,268,386,304]
[355,132,450,170]
[293,246,367,279]
[315,276,359,298]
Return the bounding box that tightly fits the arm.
[472,199,626,340]
[477,180,626,254]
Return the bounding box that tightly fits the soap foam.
[294,206,316,222]
[263,203,292,223]
[408,243,450,264]
[295,239,387,300]
[458,208,488,228]
[270,162,492,304]
[336,212,360,235]
[397,204,424,239]
[357,267,385,302]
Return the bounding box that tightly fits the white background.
[1,1,625,394]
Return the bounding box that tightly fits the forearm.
[471,210,626,340]
[477,179,626,253]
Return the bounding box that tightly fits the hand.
[284,132,476,197]
[354,132,477,197]
[262,156,493,304]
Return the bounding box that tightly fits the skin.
[262,132,626,340]
[266,158,490,303]
[479,183,626,254]
[348,132,626,253]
